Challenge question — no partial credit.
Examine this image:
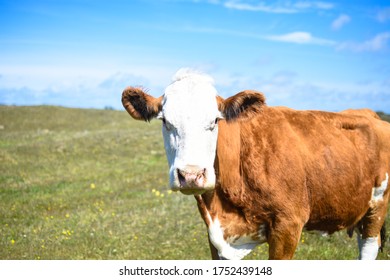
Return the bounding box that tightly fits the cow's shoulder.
[256,106,376,139]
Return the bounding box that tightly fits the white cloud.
[294,1,334,10]
[215,71,390,113]
[337,32,390,52]
[265,31,336,46]
[331,14,351,30]
[223,0,334,13]
[0,75,150,110]
[0,65,172,109]
[377,7,390,23]
[2,67,390,114]
[0,83,124,109]
[224,1,296,13]
[268,71,298,86]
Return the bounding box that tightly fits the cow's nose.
[177,166,206,188]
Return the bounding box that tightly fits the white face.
[158,71,222,195]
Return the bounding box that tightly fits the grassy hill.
[377,111,390,122]
[1,105,389,260]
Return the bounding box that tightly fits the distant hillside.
[377,111,390,123]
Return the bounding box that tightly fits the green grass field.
[1,105,389,260]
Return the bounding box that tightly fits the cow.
[122,68,390,260]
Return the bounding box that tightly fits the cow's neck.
[215,120,244,204]
[195,119,259,234]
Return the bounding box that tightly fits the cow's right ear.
[122,87,163,122]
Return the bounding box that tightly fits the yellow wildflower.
[90,183,96,189]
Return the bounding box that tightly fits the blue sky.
[1,0,390,112]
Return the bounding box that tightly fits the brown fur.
[341,108,381,120]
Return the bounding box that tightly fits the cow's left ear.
[122,87,163,122]
[217,90,266,121]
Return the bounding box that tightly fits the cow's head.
[122,69,265,195]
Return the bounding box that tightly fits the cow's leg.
[358,173,389,260]
[357,206,387,260]
[267,219,304,260]
[195,195,221,259]
[357,233,381,260]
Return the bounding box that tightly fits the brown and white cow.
[122,69,390,260]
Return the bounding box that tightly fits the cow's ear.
[217,90,266,121]
[122,87,163,122]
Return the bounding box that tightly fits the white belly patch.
[207,215,266,260]
[371,173,389,203]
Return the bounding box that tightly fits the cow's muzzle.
[175,165,213,195]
